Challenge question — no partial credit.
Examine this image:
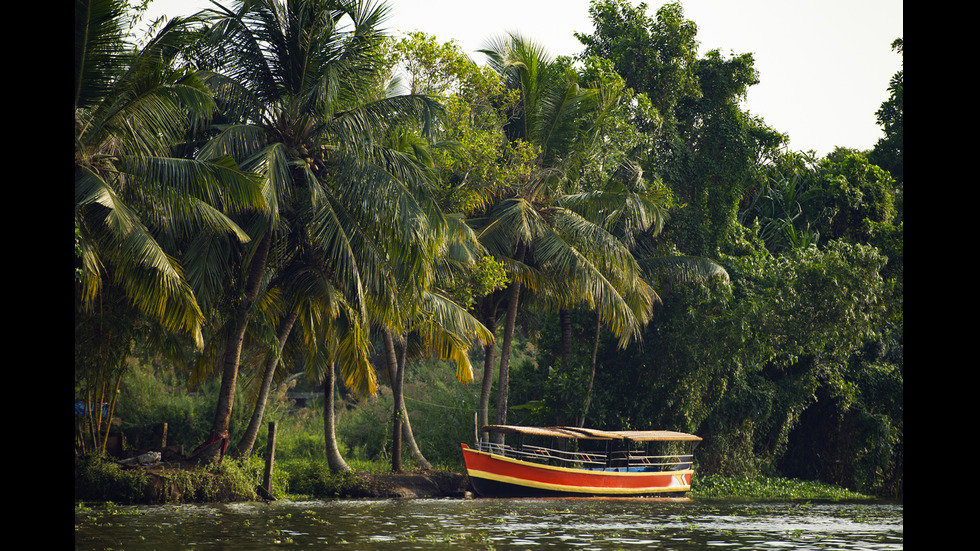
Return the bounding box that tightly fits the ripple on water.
[76,498,902,550]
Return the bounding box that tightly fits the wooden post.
[262,421,277,499]
[152,422,168,449]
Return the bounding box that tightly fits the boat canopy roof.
[481,425,702,442]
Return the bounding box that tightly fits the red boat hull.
[460,444,693,498]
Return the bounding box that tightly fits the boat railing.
[475,441,513,457]
[611,452,695,471]
[520,444,607,467]
[474,441,693,471]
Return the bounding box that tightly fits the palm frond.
[75,0,130,110]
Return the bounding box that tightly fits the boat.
[460,425,702,498]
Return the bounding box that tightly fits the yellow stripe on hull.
[467,468,692,495]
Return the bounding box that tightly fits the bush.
[74,454,263,504]
[279,459,358,498]
[692,474,872,501]
[75,454,149,503]
[113,359,251,452]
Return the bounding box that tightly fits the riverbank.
[345,470,469,499]
[74,455,470,504]
[75,454,880,506]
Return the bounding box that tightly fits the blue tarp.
[75,401,109,418]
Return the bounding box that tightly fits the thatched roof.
[481,425,702,442]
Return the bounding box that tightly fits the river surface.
[75,497,902,550]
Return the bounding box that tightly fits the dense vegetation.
[76,0,902,499]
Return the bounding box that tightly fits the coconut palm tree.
[379,282,494,471]
[75,0,262,349]
[474,35,662,435]
[75,0,267,456]
[188,0,444,452]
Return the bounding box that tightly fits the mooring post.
[263,421,277,499]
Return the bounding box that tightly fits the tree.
[382,31,526,432]
[375,194,494,471]
[75,0,263,455]
[576,0,699,126]
[578,1,785,258]
[870,38,903,186]
[476,34,661,436]
[810,149,897,246]
[75,0,261,349]
[190,0,443,454]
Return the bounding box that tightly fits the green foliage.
[811,149,897,243]
[382,30,530,215]
[692,475,872,501]
[75,454,150,503]
[742,149,899,255]
[870,38,903,185]
[114,357,251,451]
[74,454,263,504]
[577,1,700,118]
[280,459,359,498]
[555,239,896,494]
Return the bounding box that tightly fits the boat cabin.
[474,425,701,473]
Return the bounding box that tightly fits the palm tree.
[379,283,494,471]
[363,151,493,470]
[189,0,444,452]
[474,35,662,435]
[75,0,264,456]
[75,0,262,349]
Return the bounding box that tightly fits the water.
[75,497,902,550]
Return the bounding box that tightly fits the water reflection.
[75,497,902,550]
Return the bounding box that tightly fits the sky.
[141,0,903,158]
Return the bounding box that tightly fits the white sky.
[141,0,903,157]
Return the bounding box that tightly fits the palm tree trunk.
[495,241,526,444]
[324,361,351,472]
[478,309,497,431]
[559,308,573,368]
[380,329,433,470]
[211,231,272,446]
[399,398,432,470]
[556,308,572,426]
[234,307,300,458]
[382,329,405,472]
[576,316,602,427]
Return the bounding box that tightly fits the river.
[75,497,902,550]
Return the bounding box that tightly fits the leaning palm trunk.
[324,362,350,472]
[234,308,300,458]
[211,232,272,453]
[381,330,405,471]
[478,310,497,430]
[399,399,432,470]
[381,329,433,470]
[494,243,525,444]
